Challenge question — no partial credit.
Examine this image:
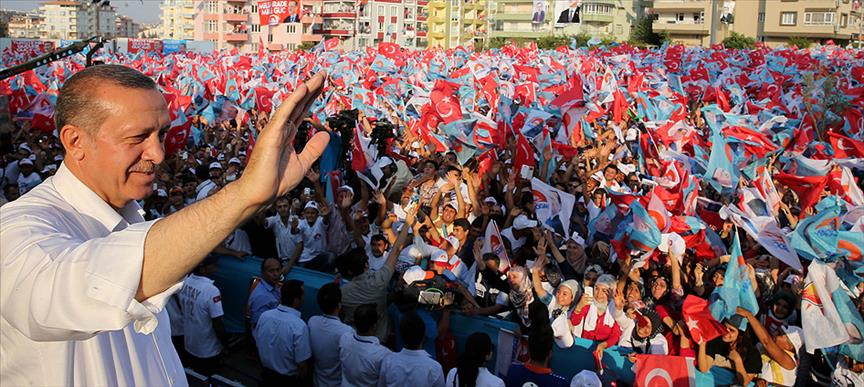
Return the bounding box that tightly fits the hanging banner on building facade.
[162,40,187,54]
[257,0,302,26]
[553,0,581,27]
[10,40,55,57]
[127,39,163,54]
[532,0,547,25]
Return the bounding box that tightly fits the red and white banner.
[127,39,163,54]
[257,0,300,25]
[10,40,55,57]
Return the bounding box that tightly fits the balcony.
[321,12,356,18]
[651,0,707,11]
[267,43,283,50]
[581,13,614,23]
[417,30,427,36]
[489,29,546,38]
[204,13,220,21]
[301,15,324,23]
[491,13,531,21]
[653,21,708,34]
[223,13,248,22]
[224,33,248,42]
[430,14,447,22]
[204,32,219,40]
[320,28,353,35]
[301,34,323,41]
[430,1,446,8]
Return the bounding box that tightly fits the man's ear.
[59,124,88,161]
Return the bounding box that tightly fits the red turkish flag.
[774,172,829,215]
[254,87,275,113]
[30,113,55,133]
[829,131,864,158]
[612,88,627,124]
[430,80,462,124]
[377,41,400,60]
[513,134,535,178]
[635,354,696,387]
[164,112,191,155]
[681,295,727,344]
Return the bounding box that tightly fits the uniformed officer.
[254,279,311,386]
[178,255,225,376]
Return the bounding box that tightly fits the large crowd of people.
[2,39,864,387]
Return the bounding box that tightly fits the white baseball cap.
[402,265,434,284]
[228,157,242,165]
[18,158,33,166]
[781,325,804,353]
[513,214,538,230]
[304,201,319,211]
[570,370,601,387]
[209,162,223,170]
[567,232,586,247]
[431,250,449,264]
[443,236,460,251]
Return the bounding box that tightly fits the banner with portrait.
[10,40,55,58]
[257,0,302,26]
[531,0,547,25]
[553,0,581,27]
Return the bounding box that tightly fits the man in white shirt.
[0,66,329,386]
[16,158,42,194]
[179,255,225,376]
[195,162,222,201]
[254,280,312,385]
[292,201,334,271]
[308,282,354,387]
[377,312,446,387]
[263,197,301,265]
[248,257,283,328]
[340,304,392,386]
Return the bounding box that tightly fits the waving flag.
[482,220,512,272]
[351,121,376,171]
[531,178,575,237]
[774,173,828,214]
[634,355,697,387]
[802,260,864,358]
[164,108,191,154]
[682,295,727,344]
[628,201,662,252]
[704,129,738,192]
[710,231,759,324]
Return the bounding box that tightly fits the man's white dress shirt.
[308,314,354,387]
[253,305,311,376]
[377,348,446,387]
[339,332,391,386]
[0,163,185,386]
[445,367,506,387]
[264,214,301,260]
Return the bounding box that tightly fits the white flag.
[531,178,575,237]
[802,261,853,354]
[482,220,511,272]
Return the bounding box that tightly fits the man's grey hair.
[55,64,157,134]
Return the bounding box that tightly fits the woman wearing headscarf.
[620,308,669,357]
[570,274,621,358]
[506,265,539,331]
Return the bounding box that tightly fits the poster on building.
[720,0,735,23]
[553,0,581,27]
[162,40,187,54]
[10,40,55,58]
[532,0,547,25]
[127,39,163,54]
[257,0,302,26]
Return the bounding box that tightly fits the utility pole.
[708,0,718,45]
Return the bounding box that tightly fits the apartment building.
[317,0,424,50]
[116,15,141,37]
[192,0,322,53]
[7,12,43,38]
[651,0,863,47]
[160,0,196,39]
[37,1,117,40]
[488,0,637,44]
[425,0,488,49]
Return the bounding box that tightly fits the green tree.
[537,35,570,49]
[722,31,756,49]
[629,17,665,46]
[571,33,591,48]
[787,36,812,49]
[296,41,316,51]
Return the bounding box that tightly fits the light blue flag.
[627,201,661,252]
[710,231,759,327]
[703,130,739,193]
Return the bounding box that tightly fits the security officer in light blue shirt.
[248,258,282,328]
[254,279,311,386]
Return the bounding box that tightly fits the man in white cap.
[501,214,537,251]
[196,162,223,201]
[16,158,42,195]
[291,201,334,272]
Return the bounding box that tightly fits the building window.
[758,12,764,22]
[378,5,385,16]
[780,12,796,26]
[804,11,834,25]
[390,6,397,16]
[287,24,296,33]
[675,13,685,22]
[693,12,702,23]
[251,24,260,32]
[287,43,296,50]
[840,13,847,28]
[252,42,259,51]
[268,33,273,42]
[206,20,218,32]
[207,0,218,13]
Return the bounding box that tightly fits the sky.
[3,0,161,24]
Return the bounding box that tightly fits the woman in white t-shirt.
[445,332,504,387]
